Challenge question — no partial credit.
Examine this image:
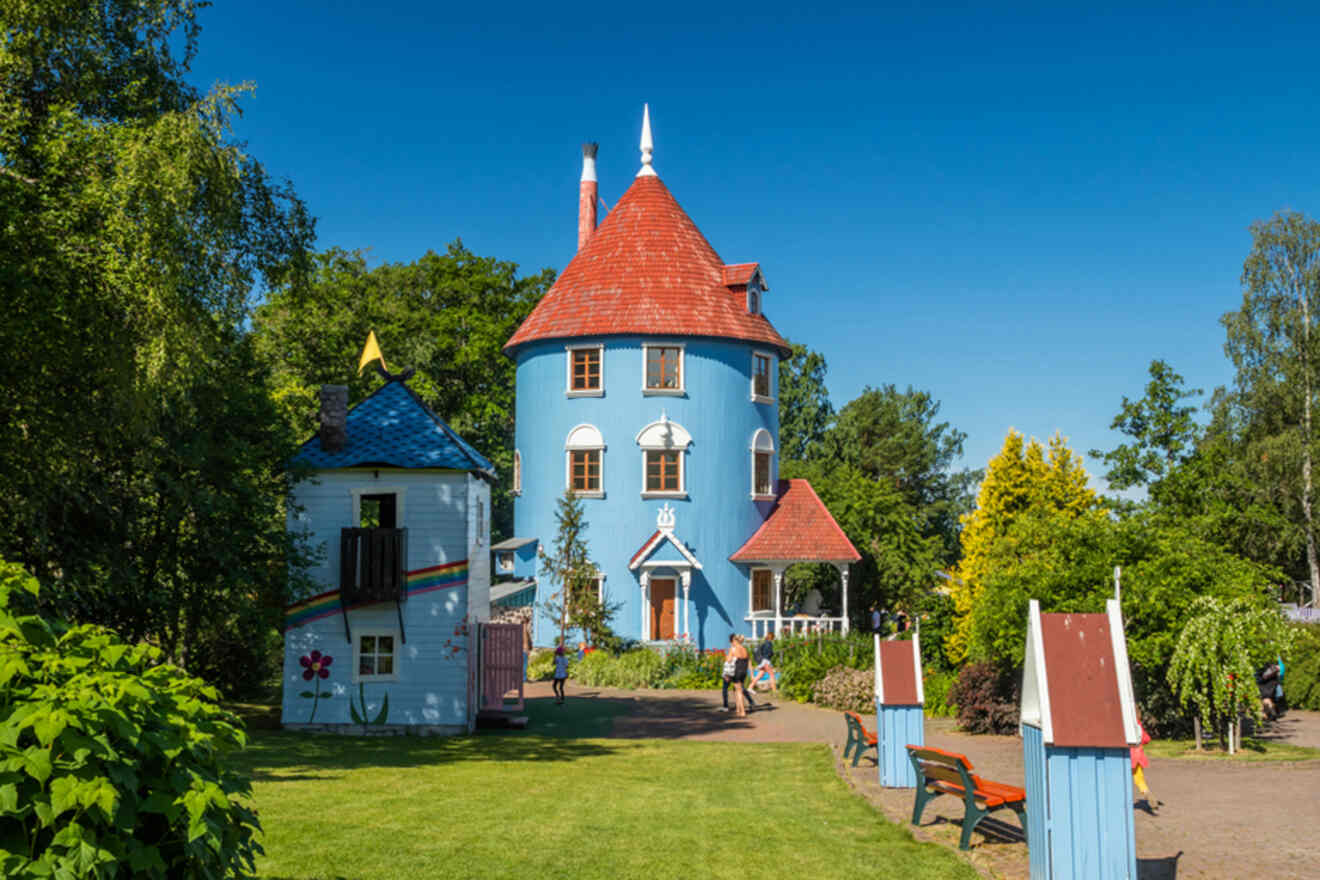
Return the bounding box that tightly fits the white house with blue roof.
[280,376,496,734]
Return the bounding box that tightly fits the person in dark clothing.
[871,606,883,634]
[1256,661,1280,720]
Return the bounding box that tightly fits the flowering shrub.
[811,666,873,713]
[0,561,261,878]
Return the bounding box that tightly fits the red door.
[651,578,675,640]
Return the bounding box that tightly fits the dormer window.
[567,344,603,396]
[643,344,684,395]
[748,286,760,314]
[751,352,773,403]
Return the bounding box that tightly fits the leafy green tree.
[1090,360,1203,494]
[1221,211,1320,600]
[0,0,314,691]
[252,245,554,540]
[777,341,835,462]
[828,384,978,562]
[947,431,1099,664]
[1168,596,1294,746]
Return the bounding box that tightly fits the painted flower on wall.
[299,651,334,722]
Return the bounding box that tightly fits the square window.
[571,449,601,492]
[645,450,681,492]
[356,633,398,681]
[497,551,515,572]
[754,451,773,497]
[571,348,601,392]
[645,346,682,391]
[753,354,772,400]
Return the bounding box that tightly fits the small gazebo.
[730,479,861,638]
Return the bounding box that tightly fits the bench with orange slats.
[905,745,1028,850]
[842,711,878,767]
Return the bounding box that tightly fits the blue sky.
[188,1,1320,485]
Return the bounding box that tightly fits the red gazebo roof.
[730,479,860,564]
[504,175,790,356]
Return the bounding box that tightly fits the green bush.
[774,631,874,703]
[527,648,556,682]
[1283,623,1320,711]
[661,646,726,689]
[0,561,261,878]
[811,666,873,713]
[922,668,957,718]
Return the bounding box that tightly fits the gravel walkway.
[524,682,1320,879]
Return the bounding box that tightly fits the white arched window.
[636,416,692,498]
[513,449,522,496]
[750,428,775,498]
[565,424,605,496]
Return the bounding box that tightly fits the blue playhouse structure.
[1020,598,1141,879]
[280,378,495,734]
[874,632,925,787]
[504,110,859,648]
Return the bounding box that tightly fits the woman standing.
[731,635,751,718]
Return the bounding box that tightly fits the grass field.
[1145,736,1320,762]
[235,701,979,879]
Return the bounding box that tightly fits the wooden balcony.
[340,527,407,605]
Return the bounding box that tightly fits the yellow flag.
[358,330,387,375]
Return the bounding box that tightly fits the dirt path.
[524,683,1320,879]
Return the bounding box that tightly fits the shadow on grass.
[494,690,768,741]
[238,728,621,781]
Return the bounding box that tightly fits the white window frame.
[749,568,774,613]
[512,449,522,496]
[641,342,685,395]
[636,418,692,500]
[497,550,515,573]
[566,344,604,397]
[750,350,775,404]
[565,424,605,498]
[350,487,407,528]
[353,629,401,683]
[749,429,775,500]
[594,569,607,603]
[642,449,685,498]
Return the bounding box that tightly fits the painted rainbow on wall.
[284,559,468,630]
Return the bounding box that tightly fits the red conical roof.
[504,175,791,355]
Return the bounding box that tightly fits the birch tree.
[1222,212,1320,603]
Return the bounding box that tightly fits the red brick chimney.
[578,142,598,251]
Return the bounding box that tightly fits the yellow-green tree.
[945,430,1100,664]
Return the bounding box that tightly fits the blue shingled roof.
[291,380,494,473]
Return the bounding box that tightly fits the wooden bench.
[905,745,1027,850]
[843,712,877,767]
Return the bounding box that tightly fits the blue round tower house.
[505,110,859,649]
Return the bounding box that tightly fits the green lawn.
[236,709,978,879]
[1146,736,1320,762]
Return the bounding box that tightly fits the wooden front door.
[650,578,676,640]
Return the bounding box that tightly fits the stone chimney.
[318,385,348,452]
[578,142,598,251]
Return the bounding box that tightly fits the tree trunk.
[1298,265,1320,606]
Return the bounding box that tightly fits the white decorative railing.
[746,615,848,639]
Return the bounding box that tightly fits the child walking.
[552,642,568,705]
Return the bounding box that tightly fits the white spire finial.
[637,103,656,177]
